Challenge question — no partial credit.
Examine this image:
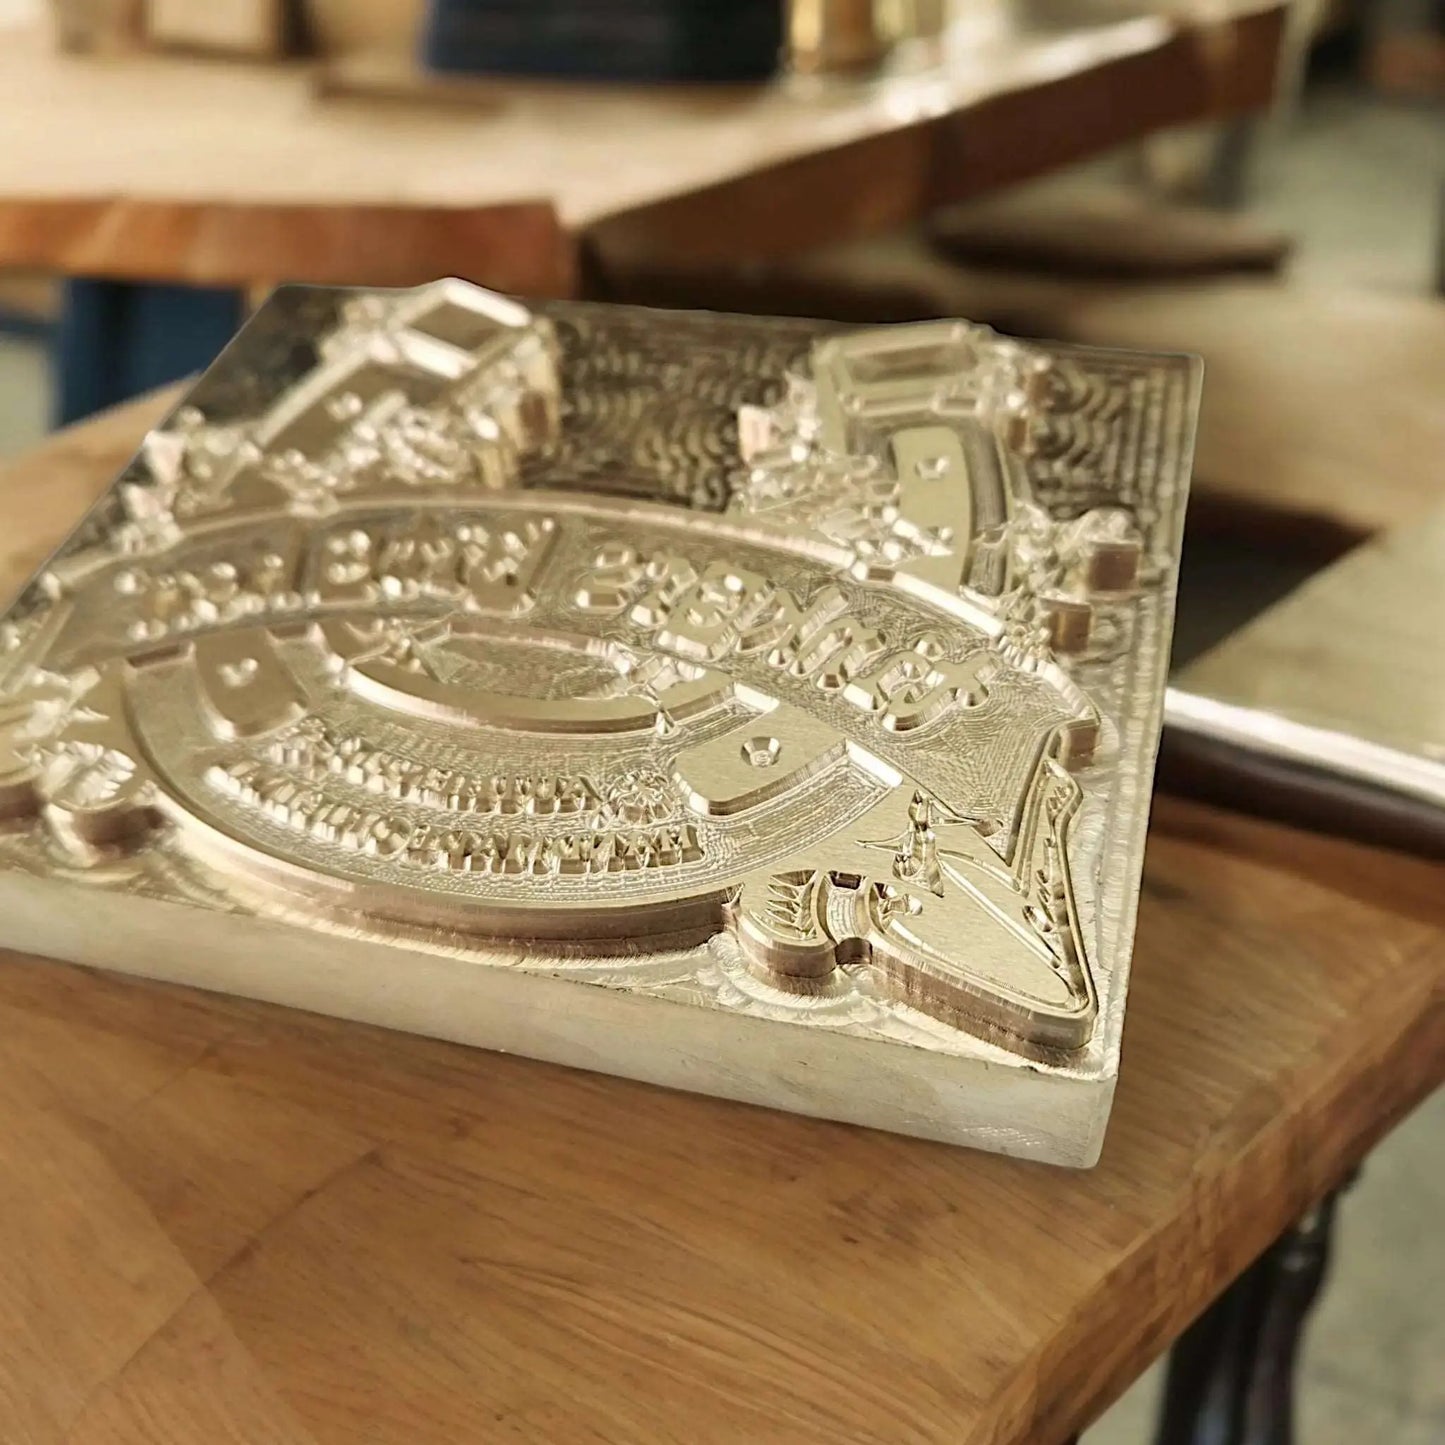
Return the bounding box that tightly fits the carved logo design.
[0,282,1182,1064]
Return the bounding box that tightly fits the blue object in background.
[422,0,784,82]
[54,279,245,427]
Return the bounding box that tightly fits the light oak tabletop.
[0,394,1440,1444]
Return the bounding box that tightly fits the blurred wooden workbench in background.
[0,3,1285,294]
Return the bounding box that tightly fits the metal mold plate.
[0,281,1198,1164]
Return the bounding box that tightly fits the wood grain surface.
[0,388,179,590]
[0,2,1284,289]
[1,399,1442,1445]
[0,198,576,295]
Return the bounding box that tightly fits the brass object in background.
[48,0,144,51]
[790,0,888,74]
[302,0,427,59]
[0,282,1197,1164]
[788,0,950,74]
[885,0,950,50]
[145,0,287,57]
[787,0,952,76]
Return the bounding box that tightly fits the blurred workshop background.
[0,3,1439,1443]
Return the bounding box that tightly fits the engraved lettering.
[587,552,989,731]
[209,756,702,879]
[844,634,994,732]
[313,515,555,614]
[251,725,601,817]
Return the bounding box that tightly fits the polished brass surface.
[0,281,1197,1161]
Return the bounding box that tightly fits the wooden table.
[0,395,1441,1444]
[0,4,1287,292]
[0,3,1287,424]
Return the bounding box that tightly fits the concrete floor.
[1250,80,1442,295]
[0,59,1440,1445]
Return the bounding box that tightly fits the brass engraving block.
[0,282,1198,1165]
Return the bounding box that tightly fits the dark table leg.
[1152,1187,1345,1445]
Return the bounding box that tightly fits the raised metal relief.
[0,281,1197,1163]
